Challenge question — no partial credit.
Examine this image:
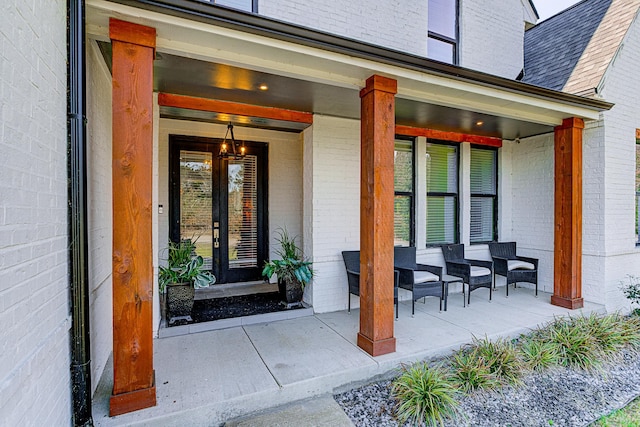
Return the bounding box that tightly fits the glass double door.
[169,135,268,284]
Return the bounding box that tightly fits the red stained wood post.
[551,117,584,310]
[358,75,397,356]
[109,18,157,416]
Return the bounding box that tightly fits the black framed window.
[394,139,415,247]
[470,147,498,243]
[198,0,257,13]
[428,0,458,64]
[426,141,459,245]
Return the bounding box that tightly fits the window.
[199,0,256,13]
[426,142,459,245]
[428,0,458,64]
[394,139,415,246]
[470,147,497,243]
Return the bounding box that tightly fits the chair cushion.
[414,271,439,284]
[470,266,491,277]
[507,260,535,271]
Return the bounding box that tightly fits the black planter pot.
[278,279,304,309]
[166,282,195,325]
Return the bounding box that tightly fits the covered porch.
[84,0,612,417]
[91,289,604,425]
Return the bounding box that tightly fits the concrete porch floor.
[92,287,604,426]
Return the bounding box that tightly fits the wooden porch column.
[551,117,584,309]
[109,18,157,416]
[358,75,397,356]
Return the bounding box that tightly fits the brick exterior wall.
[460,0,526,78]
[593,9,640,310]
[259,0,528,73]
[86,41,114,394]
[0,1,71,425]
[259,0,428,56]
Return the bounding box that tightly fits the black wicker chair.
[488,242,538,297]
[440,244,493,306]
[341,250,399,319]
[393,247,444,315]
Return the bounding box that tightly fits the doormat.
[172,292,303,326]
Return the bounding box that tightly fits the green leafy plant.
[620,275,640,315]
[473,336,523,386]
[543,316,602,370]
[262,228,313,288]
[391,362,459,427]
[450,347,501,393]
[519,334,560,372]
[451,337,522,392]
[159,240,215,293]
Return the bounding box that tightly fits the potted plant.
[159,239,216,324]
[262,229,314,308]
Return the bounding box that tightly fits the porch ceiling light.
[218,123,246,160]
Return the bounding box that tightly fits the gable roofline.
[593,4,640,95]
[102,0,612,113]
[526,0,539,20]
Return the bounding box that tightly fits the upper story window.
[428,0,458,64]
[470,147,498,243]
[394,139,415,247]
[426,141,459,245]
[199,0,256,13]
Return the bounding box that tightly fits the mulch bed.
[187,292,302,324]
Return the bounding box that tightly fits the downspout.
[68,0,93,425]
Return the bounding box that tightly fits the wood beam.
[395,125,503,147]
[551,117,584,310]
[158,93,314,124]
[358,75,397,357]
[109,18,157,416]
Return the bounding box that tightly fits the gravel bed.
[334,350,640,426]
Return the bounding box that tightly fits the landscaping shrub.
[390,362,459,426]
[519,334,560,372]
[450,348,500,393]
[543,317,603,370]
[620,275,640,316]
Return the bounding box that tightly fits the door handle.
[213,227,219,248]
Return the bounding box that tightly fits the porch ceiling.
[87,0,612,138]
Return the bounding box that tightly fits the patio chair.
[488,242,538,297]
[341,251,399,319]
[393,246,444,315]
[440,244,493,306]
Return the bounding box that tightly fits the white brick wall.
[507,134,555,294]
[0,1,71,425]
[304,115,361,312]
[592,11,640,311]
[260,0,527,78]
[460,0,525,78]
[259,0,428,56]
[86,40,114,394]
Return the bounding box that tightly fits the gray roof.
[523,0,612,91]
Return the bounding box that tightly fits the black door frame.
[168,134,269,284]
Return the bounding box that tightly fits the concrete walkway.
[92,287,604,426]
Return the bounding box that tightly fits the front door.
[169,135,268,284]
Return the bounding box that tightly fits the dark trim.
[168,134,268,283]
[103,0,612,112]
[68,0,93,425]
[426,0,459,65]
[469,146,498,244]
[393,136,416,247]
[425,139,460,247]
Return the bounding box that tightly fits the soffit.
[87,0,610,139]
